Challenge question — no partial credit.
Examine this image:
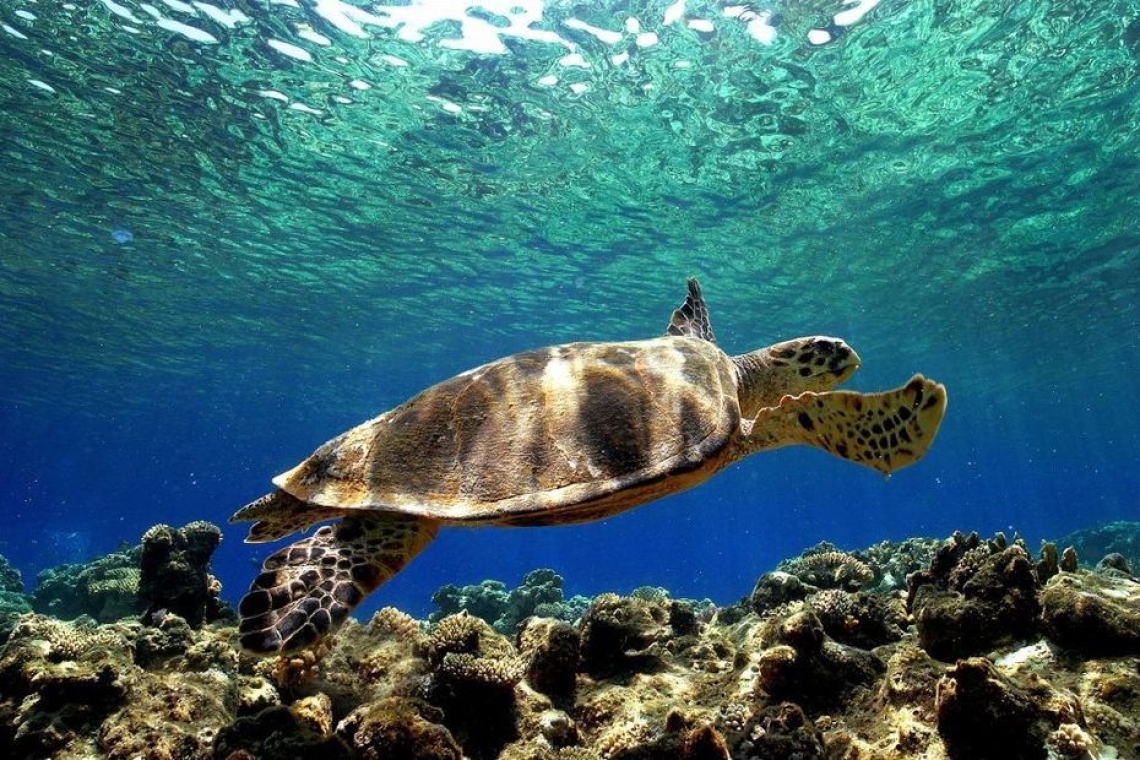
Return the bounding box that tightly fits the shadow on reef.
[2,527,1140,759]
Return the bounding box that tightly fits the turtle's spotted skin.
[232,278,948,654]
[238,514,435,653]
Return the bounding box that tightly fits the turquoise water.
[1,0,1138,616]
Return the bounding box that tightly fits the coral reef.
[28,521,230,629]
[419,613,528,757]
[32,544,145,623]
[138,521,228,628]
[0,554,22,594]
[0,557,32,644]
[1061,520,1140,572]
[0,592,31,645]
[1,528,1138,759]
[778,543,875,591]
[1041,571,1140,655]
[429,568,591,634]
[851,536,943,592]
[424,612,528,693]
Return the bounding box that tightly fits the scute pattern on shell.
[271,337,741,525]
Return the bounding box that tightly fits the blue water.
[1,0,1139,620]
[2,288,1136,619]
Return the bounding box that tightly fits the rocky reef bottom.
[1,526,1139,760]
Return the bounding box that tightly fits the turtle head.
[767,336,861,387]
[732,336,861,419]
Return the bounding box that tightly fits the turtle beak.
[815,337,860,383]
[793,336,860,387]
[760,335,861,392]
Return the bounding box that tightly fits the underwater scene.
[2,0,1140,757]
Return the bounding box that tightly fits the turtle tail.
[237,513,438,654]
[741,374,947,475]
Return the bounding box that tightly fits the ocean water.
[0,0,1137,620]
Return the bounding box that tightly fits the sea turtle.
[231,278,947,654]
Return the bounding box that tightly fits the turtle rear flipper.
[237,513,438,654]
[231,489,348,543]
[666,277,717,343]
[743,374,947,475]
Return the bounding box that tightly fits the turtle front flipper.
[237,513,438,654]
[741,374,947,475]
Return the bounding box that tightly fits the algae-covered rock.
[293,692,334,735]
[907,533,1040,661]
[98,670,232,759]
[497,742,559,760]
[878,641,943,710]
[213,703,352,758]
[1041,571,1140,655]
[235,674,282,716]
[536,708,578,749]
[133,611,196,666]
[578,593,673,678]
[1096,552,1134,577]
[733,702,825,759]
[755,608,884,713]
[805,589,906,649]
[337,697,462,760]
[748,571,811,615]
[935,657,1052,759]
[590,708,731,759]
[0,615,134,757]
[1076,658,1140,754]
[518,616,580,699]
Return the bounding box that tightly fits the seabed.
[1,523,1139,759]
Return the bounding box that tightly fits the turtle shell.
[272,336,741,526]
